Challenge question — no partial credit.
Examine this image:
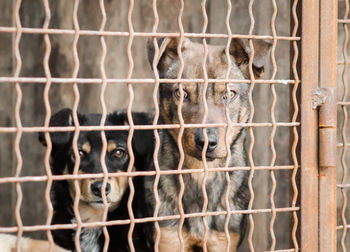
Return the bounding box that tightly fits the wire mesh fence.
[0,0,301,251]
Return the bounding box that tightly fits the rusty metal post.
[319,0,338,251]
[300,0,319,251]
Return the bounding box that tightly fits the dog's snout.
[90,181,111,197]
[195,128,218,153]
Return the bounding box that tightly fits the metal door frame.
[300,0,337,251]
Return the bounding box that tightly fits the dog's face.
[148,38,271,161]
[39,109,133,211]
[65,128,129,211]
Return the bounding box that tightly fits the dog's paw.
[0,234,70,252]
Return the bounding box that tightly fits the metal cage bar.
[247,0,256,250]
[290,0,300,250]
[0,206,300,232]
[300,0,319,251]
[41,0,55,251]
[200,1,210,251]
[269,0,278,249]
[223,0,233,251]
[126,1,136,252]
[318,0,338,251]
[175,1,186,251]
[13,0,24,250]
[98,0,111,251]
[150,0,161,251]
[0,27,301,41]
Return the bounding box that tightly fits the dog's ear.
[38,108,74,147]
[229,38,271,79]
[107,110,128,126]
[147,37,190,75]
[147,37,166,67]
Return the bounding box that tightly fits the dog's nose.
[90,181,111,197]
[195,129,218,153]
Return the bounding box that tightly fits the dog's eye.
[70,149,85,161]
[113,148,125,159]
[223,90,238,101]
[174,88,188,100]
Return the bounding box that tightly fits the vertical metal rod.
[176,1,186,251]
[13,0,23,251]
[290,0,300,250]
[269,0,278,249]
[98,0,110,251]
[200,1,210,251]
[126,0,136,251]
[319,0,338,251]
[340,1,349,251]
[42,0,54,251]
[71,0,82,251]
[247,0,256,251]
[150,1,161,251]
[300,0,319,251]
[224,0,233,251]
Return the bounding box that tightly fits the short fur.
[0,234,69,252]
[38,109,154,252]
[146,37,271,252]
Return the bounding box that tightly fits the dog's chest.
[71,217,102,252]
[158,173,223,226]
[183,175,225,234]
[157,168,245,236]
[156,132,246,235]
[79,227,101,252]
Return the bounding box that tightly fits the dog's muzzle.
[195,128,218,153]
[90,180,111,198]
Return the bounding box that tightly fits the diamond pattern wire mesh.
[0,1,300,251]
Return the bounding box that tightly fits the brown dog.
[146,37,271,252]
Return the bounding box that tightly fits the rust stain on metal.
[311,87,328,109]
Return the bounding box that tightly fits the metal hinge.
[312,87,337,169]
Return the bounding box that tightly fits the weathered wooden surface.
[0,0,294,250]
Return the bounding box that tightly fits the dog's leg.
[206,231,240,252]
[0,234,69,252]
[155,227,195,252]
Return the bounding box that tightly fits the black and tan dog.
[146,37,271,252]
[38,108,154,252]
